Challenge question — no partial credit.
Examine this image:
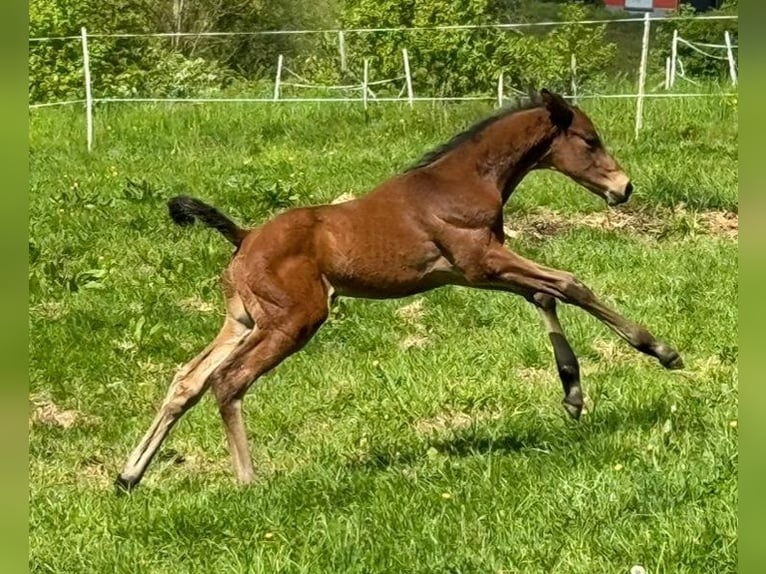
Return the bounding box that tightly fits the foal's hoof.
[658,347,684,370]
[562,389,584,420]
[114,474,138,495]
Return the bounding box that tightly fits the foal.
[116,89,682,490]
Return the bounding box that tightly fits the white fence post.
[363,58,369,110]
[80,27,93,152]
[570,53,577,104]
[497,72,503,108]
[338,31,347,73]
[273,54,283,101]
[402,48,414,108]
[634,12,651,139]
[670,29,678,88]
[724,31,737,86]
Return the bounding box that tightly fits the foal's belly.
[324,250,460,300]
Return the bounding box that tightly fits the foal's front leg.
[530,293,584,419]
[479,244,683,369]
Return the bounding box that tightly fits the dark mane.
[404,99,544,173]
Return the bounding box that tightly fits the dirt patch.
[400,333,430,350]
[29,394,98,429]
[513,366,554,384]
[78,456,113,487]
[396,299,426,323]
[414,407,502,435]
[591,339,635,364]
[504,207,737,241]
[30,300,67,321]
[698,210,738,240]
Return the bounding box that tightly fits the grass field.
[29,92,738,573]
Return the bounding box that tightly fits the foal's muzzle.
[605,180,633,206]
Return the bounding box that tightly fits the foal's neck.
[473,108,556,204]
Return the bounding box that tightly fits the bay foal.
[116,89,683,490]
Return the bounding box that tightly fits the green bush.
[31,0,678,103]
[29,0,155,102]
[28,0,331,103]
[101,48,236,98]
[339,1,616,97]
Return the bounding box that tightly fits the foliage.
[29,0,154,102]
[103,48,236,98]
[153,0,340,77]
[339,1,616,96]
[28,0,335,102]
[654,0,738,80]
[499,2,617,92]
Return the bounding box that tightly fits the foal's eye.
[584,136,600,149]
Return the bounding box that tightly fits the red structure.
[603,0,680,13]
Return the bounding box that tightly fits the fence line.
[28,14,737,42]
[677,37,730,60]
[28,92,730,107]
[29,14,738,150]
[694,40,738,49]
[668,28,738,88]
[28,99,86,109]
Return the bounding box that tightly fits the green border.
[737,1,755,573]
[1,1,30,572]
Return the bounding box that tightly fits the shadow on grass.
[348,395,680,472]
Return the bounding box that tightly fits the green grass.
[29,92,737,573]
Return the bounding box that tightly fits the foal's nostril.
[624,181,634,199]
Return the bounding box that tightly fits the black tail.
[167,195,247,247]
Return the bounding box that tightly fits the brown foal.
[116,88,683,490]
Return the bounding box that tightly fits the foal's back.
[233,171,465,299]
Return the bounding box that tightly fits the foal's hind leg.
[115,315,250,490]
[209,290,330,484]
[531,293,584,419]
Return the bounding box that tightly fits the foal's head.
[534,89,633,206]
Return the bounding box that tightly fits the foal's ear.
[540,88,574,130]
[526,84,541,104]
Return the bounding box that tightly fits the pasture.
[29,92,737,573]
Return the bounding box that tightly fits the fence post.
[497,72,503,108]
[724,31,737,86]
[338,31,347,74]
[80,27,93,152]
[363,58,369,110]
[273,54,283,101]
[669,29,678,88]
[634,12,651,140]
[570,53,577,104]
[402,48,414,108]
